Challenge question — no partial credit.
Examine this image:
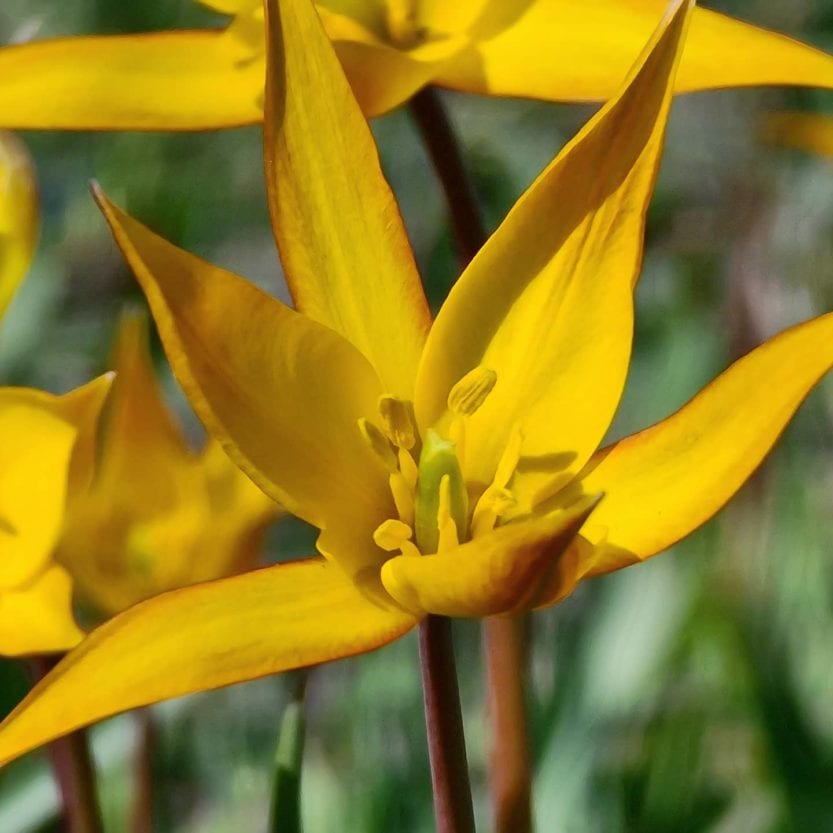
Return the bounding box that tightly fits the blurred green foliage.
[1,1,833,831]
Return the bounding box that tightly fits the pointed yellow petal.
[436,1,833,103]
[762,112,833,159]
[96,309,192,494]
[416,0,690,507]
[0,30,262,131]
[94,189,394,578]
[579,312,833,569]
[0,558,417,766]
[381,495,599,617]
[0,565,83,657]
[0,391,78,589]
[0,133,38,319]
[264,0,430,396]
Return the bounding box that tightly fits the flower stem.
[484,617,533,833]
[28,657,104,833]
[418,615,476,833]
[131,709,155,833]
[409,85,534,833]
[408,86,485,268]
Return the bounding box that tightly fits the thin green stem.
[269,672,308,833]
[418,615,476,833]
[409,85,534,833]
[28,657,104,833]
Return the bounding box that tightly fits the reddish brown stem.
[28,657,104,833]
[484,617,533,833]
[410,85,534,833]
[418,615,476,833]
[409,86,486,269]
[131,709,155,833]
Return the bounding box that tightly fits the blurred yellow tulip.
[57,311,281,619]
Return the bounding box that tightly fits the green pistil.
[414,429,468,554]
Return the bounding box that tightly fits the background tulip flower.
[57,311,280,620]
[1,0,832,772]
[1,0,833,128]
[0,379,113,657]
[0,132,37,318]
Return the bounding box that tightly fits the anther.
[358,417,398,472]
[378,396,416,450]
[436,475,460,552]
[373,519,420,559]
[448,366,497,416]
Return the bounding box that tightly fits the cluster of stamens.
[359,367,525,561]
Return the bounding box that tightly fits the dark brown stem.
[484,618,533,833]
[409,86,486,268]
[410,84,534,833]
[28,657,104,833]
[418,615,476,833]
[131,709,155,833]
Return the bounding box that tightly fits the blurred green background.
[2,1,833,831]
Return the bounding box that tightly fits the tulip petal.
[436,1,833,103]
[0,558,417,766]
[0,133,38,319]
[0,565,83,657]
[381,494,599,617]
[95,189,394,578]
[578,311,833,570]
[264,0,430,396]
[96,310,193,494]
[0,29,262,131]
[416,0,690,506]
[0,391,78,589]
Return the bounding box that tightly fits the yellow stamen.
[378,395,416,450]
[373,518,420,559]
[436,474,460,553]
[398,447,418,491]
[390,471,415,528]
[358,417,398,472]
[470,424,524,537]
[447,366,497,416]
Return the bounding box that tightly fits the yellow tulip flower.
[1,134,113,657]
[0,132,37,318]
[0,379,113,657]
[1,0,832,765]
[57,311,280,619]
[1,0,833,127]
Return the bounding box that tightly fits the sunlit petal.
[0,558,417,766]
[264,0,430,396]
[579,311,833,570]
[0,565,83,657]
[0,133,38,319]
[381,494,599,617]
[0,30,262,131]
[94,188,394,577]
[416,0,690,507]
[436,1,833,103]
[0,392,77,589]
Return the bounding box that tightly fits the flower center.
[384,0,429,48]
[363,366,524,563]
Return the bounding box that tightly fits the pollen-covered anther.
[373,518,420,559]
[358,417,398,472]
[378,395,416,450]
[436,474,460,552]
[448,366,497,417]
[471,487,516,539]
